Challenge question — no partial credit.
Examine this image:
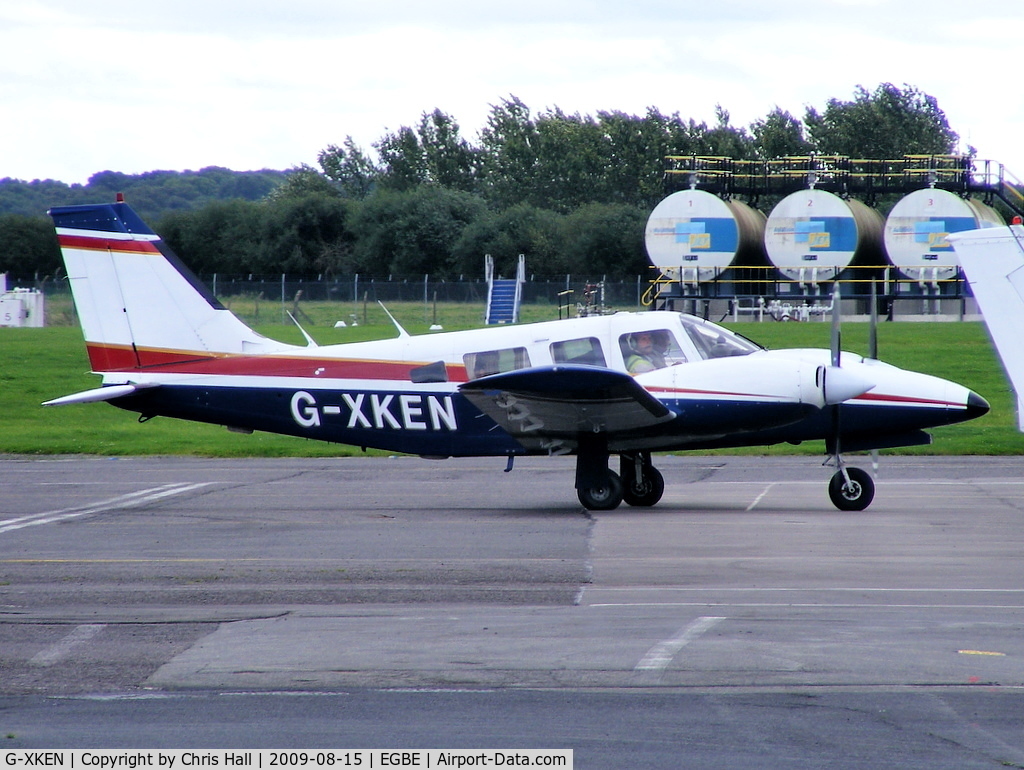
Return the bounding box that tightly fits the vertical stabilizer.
[49,201,288,372]
[949,225,1024,430]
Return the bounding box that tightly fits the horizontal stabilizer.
[43,382,158,407]
[459,365,674,437]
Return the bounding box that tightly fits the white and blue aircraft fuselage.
[45,200,989,510]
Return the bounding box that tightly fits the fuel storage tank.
[884,188,1004,280]
[644,190,767,282]
[764,189,885,284]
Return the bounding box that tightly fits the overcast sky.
[2,0,1023,187]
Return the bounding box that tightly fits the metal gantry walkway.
[663,153,1024,217]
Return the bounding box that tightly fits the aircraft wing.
[458,365,675,438]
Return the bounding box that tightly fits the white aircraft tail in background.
[949,224,1024,430]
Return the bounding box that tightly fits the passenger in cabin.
[624,331,668,373]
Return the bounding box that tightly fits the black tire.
[622,466,665,507]
[577,470,624,511]
[828,467,875,511]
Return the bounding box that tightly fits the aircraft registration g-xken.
[46,199,989,511]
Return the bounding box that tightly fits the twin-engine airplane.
[45,200,989,511]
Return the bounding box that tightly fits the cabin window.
[464,347,531,379]
[678,316,760,360]
[619,329,687,374]
[550,337,606,367]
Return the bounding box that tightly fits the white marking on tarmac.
[30,624,106,667]
[746,483,774,510]
[635,616,725,672]
[0,483,212,534]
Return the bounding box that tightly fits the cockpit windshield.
[678,315,762,360]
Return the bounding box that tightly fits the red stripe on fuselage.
[854,392,961,408]
[84,343,471,382]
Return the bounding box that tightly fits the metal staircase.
[485,254,525,324]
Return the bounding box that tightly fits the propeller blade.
[868,279,878,360]
[830,283,842,368]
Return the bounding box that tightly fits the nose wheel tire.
[622,466,665,507]
[578,470,623,511]
[828,467,874,511]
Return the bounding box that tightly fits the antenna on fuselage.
[286,311,318,347]
[378,301,411,338]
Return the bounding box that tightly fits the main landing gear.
[575,439,664,511]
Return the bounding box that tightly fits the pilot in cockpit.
[625,331,668,373]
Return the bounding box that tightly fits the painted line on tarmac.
[635,616,725,673]
[29,623,106,667]
[0,483,213,535]
[746,483,775,510]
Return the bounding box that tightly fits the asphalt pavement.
[2,454,1023,768]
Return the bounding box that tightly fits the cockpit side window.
[679,316,760,360]
[619,329,686,374]
[550,337,606,367]
[464,347,531,379]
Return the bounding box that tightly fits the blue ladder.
[486,279,518,324]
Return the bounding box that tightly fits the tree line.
[1,84,961,280]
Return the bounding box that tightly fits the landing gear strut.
[620,451,665,507]
[575,435,624,510]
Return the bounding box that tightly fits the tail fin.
[949,225,1024,430]
[49,200,286,372]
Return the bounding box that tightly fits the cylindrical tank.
[644,190,766,282]
[884,188,1004,280]
[764,189,885,284]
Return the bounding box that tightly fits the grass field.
[1,301,1018,457]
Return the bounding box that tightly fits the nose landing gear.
[827,464,874,511]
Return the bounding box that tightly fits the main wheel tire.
[577,470,624,511]
[622,466,665,507]
[828,467,875,511]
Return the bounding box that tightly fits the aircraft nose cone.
[966,390,990,418]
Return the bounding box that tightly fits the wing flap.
[459,365,674,437]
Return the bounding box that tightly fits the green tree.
[417,109,480,192]
[751,106,812,159]
[697,106,756,159]
[478,96,541,209]
[804,83,958,158]
[318,137,380,199]
[451,203,564,278]
[158,200,265,274]
[348,187,487,277]
[375,125,428,191]
[258,195,355,274]
[0,214,59,276]
[595,109,678,208]
[558,203,648,277]
[267,165,341,201]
